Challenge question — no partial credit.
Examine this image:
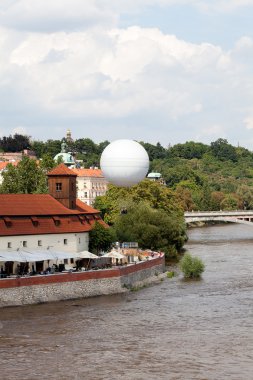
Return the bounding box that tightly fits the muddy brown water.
[0,223,253,380]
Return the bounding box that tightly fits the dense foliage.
[179,253,205,279]
[0,155,56,194]
[89,221,116,254]
[94,180,187,258]
[2,133,253,256]
[0,134,31,152]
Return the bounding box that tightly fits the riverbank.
[0,255,165,307]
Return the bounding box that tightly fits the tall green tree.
[210,138,237,162]
[0,156,48,194]
[113,202,187,254]
[0,134,31,152]
[89,222,116,254]
[94,179,183,224]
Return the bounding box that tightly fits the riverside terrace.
[0,254,165,308]
[184,210,253,225]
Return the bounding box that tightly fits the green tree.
[139,141,167,160]
[113,202,187,255]
[94,179,183,224]
[210,191,225,210]
[169,141,209,159]
[220,194,240,210]
[89,222,116,254]
[0,156,48,194]
[0,134,31,152]
[210,138,237,162]
[31,140,46,158]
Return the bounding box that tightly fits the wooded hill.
[1,134,253,211]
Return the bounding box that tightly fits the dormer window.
[31,216,39,227]
[53,216,61,226]
[3,217,12,228]
[56,183,62,191]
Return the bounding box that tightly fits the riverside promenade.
[0,255,165,307]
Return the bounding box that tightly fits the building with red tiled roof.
[0,164,107,275]
[72,167,108,206]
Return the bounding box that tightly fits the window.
[31,216,39,227]
[38,240,42,247]
[79,237,81,244]
[7,242,12,248]
[56,182,62,191]
[53,216,61,226]
[23,241,27,247]
[70,258,74,264]
[3,217,12,228]
[64,259,68,264]
[64,239,68,245]
[84,192,88,198]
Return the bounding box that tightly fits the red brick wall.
[0,256,164,289]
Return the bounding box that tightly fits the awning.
[0,249,84,262]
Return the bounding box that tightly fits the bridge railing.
[184,210,253,217]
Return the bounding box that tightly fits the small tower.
[66,129,73,143]
[47,164,77,209]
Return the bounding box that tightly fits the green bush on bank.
[179,253,205,279]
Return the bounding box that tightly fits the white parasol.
[103,251,125,259]
[76,251,99,259]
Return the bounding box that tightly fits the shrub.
[179,253,205,279]
[167,271,175,278]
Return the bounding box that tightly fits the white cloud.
[244,117,253,130]
[0,4,252,146]
[0,0,118,32]
[1,0,252,36]
[6,26,233,124]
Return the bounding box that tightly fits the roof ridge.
[47,163,77,176]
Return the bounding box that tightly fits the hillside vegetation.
[1,135,253,211]
[1,134,251,258]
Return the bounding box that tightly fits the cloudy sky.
[0,0,253,148]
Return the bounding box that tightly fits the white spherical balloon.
[100,139,149,187]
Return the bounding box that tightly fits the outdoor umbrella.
[76,251,99,259]
[103,251,125,259]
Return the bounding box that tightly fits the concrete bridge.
[184,210,253,226]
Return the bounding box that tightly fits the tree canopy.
[0,134,31,152]
[0,155,56,194]
[89,222,116,254]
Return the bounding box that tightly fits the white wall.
[76,176,108,205]
[0,232,89,252]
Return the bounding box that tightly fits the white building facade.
[73,168,108,205]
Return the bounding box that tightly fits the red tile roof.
[47,163,77,176]
[72,168,104,178]
[0,195,107,236]
[0,161,19,170]
[76,199,100,214]
[0,194,81,216]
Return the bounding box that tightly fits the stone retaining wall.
[0,256,165,307]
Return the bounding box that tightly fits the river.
[0,223,253,380]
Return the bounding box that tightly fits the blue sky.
[0,0,253,149]
[121,4,253,49]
